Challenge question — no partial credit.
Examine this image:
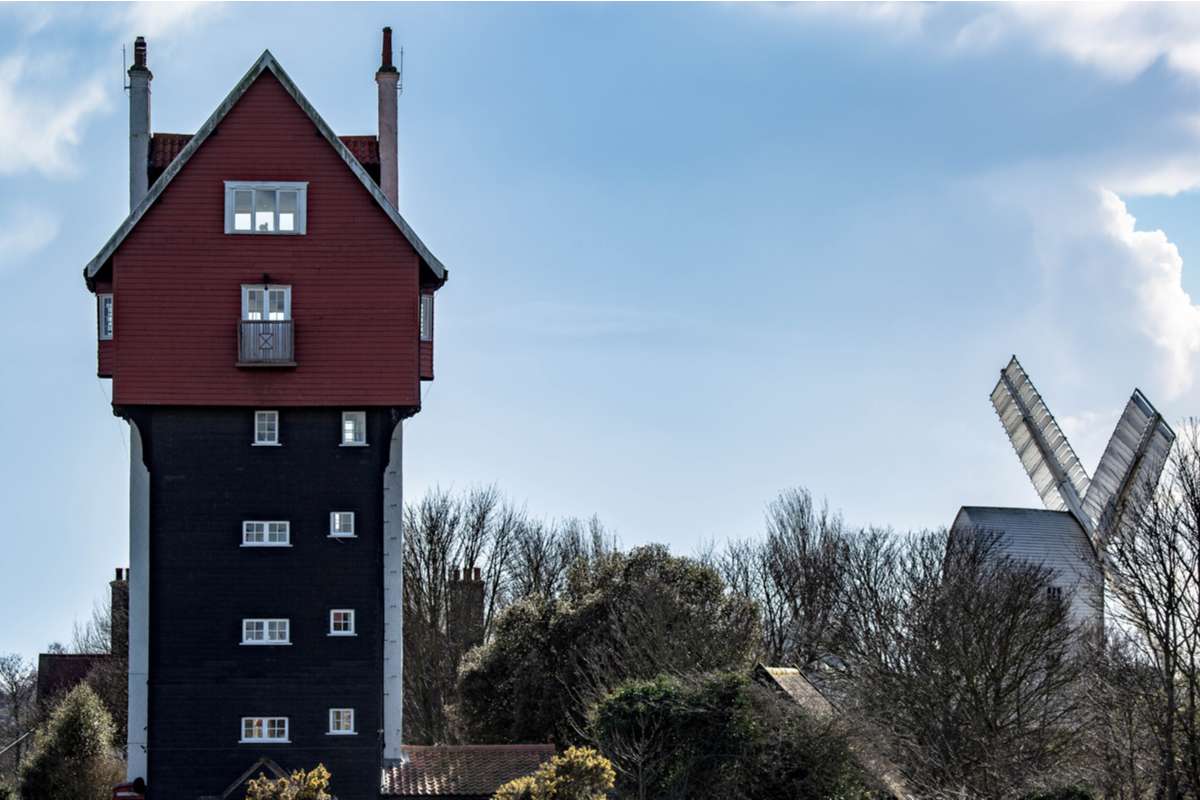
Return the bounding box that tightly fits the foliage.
[492,747,614,800]
[18,684,123,800]
[590,671,870,800]
[244,764,332,800]
[459,545,759,744]
[0,654,37,785]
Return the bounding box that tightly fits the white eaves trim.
[83,49,446,285]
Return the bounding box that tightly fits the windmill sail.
[1083,389,1175,537]
[991,357,1092,528]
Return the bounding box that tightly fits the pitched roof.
[36,653,110,703]
[381,744,555,798]
[84,49,445,287]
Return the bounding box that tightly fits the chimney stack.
[128,36,152,211]
[110,568,129,658]
[375,27,400,208]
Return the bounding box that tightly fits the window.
[330,512,355,538]
[1047,585,1064,601]
[98,294,114,340]
[329,609,356,636]
[241,717,289,743]
[242,521,290,547]
[341,412,367,446]
[328,708,356,735]
[254,411,279,445]
[242,618,290,645]
[225,182,307,234]
[242,285,291,321]
[419,294,434,342]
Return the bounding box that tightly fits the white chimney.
[376,27,399,208]
[128,36,152,211]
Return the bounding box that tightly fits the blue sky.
[4,2,1200,660]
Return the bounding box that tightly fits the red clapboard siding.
[109,72,421,408]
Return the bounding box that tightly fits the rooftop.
[381,744,555,799]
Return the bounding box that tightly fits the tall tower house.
[83,31,447,799]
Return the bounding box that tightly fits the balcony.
[238,320,295,367]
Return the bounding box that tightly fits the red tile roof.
[382,744,555,798]
[149,132,379,169]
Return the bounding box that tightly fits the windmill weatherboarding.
[953,356,1175,624]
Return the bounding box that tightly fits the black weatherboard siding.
[128,407,399,800]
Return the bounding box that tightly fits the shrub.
[244,764,332,800]
[492,747,614,800]
[18,684,123,800]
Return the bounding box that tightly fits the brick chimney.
[375,27,399,207]
[128,36,152,211]
[448,565,486,653]
[111,567,129,658]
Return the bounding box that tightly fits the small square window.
[419,294,434,342]
[254,411,279,445]
[98,295,114,340]
[243,520,290,547]
[330,512,355,538]
[341,412,367,446]
[329,609,356,636]
[328,708,356,735]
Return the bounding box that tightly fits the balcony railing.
[238,320,295,366]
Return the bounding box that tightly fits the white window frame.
[241,285,292,321]
[240,716,289,743]
[329,609,356,636]
[329,512,356,538]
[241,618,291,646]
[341,411,367,446]
[98,294,114,340]
[419,294,434,342]
[224,181,308,235]
[242,520,291,548]
[328,708,356,735]
[254,410,280,446]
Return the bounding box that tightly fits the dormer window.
[225,182,307,234]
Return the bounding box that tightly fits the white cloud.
[0,53,108,178]
[103,2,225,43]
[1097,190,1200,397]
[800,2,1200,82]
[0,206,60,274]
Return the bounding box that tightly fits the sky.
[4,1,1200,660]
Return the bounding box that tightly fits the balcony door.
[242,285,291,321]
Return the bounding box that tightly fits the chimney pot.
[381,27,394,70]
[133,36,147,69]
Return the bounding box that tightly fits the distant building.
[951,356,1175,628]
[36,568,128,712]
[382,745,556,800]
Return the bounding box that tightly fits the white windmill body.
[951,357,1176,627]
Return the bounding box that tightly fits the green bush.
[493,747,614,800]
[244,764,332,800]
[19,684,123,800]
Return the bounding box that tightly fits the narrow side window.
[98,295,114,340]
[419,294,434,342]
[341,412,367,446]
[254,410,279,445]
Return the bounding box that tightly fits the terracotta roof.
[149,133,379,169]
[381,744,555,798]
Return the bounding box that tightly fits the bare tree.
[834,527,1086,798]
[0,654,36,783]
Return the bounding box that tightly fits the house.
[83,30,447,799]
[36,568,128,711]
[382,745,555,800]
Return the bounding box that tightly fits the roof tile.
[381,744,555,797]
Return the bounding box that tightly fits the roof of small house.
[381,744,555,798]
[754,664,911,800]
[36,653,110,703]
[84,49,446,288]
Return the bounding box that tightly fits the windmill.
[952,356,1175,624]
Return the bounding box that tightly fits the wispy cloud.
[0,53,108,178]
[0,206,60,275]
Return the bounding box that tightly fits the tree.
[492,747,614,800]
[589,672,870,800]
[19,684,123,800]
[244,764,332,800]
[0,655,36,783]
[832,527,1087,798]
[459,545,759,744]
